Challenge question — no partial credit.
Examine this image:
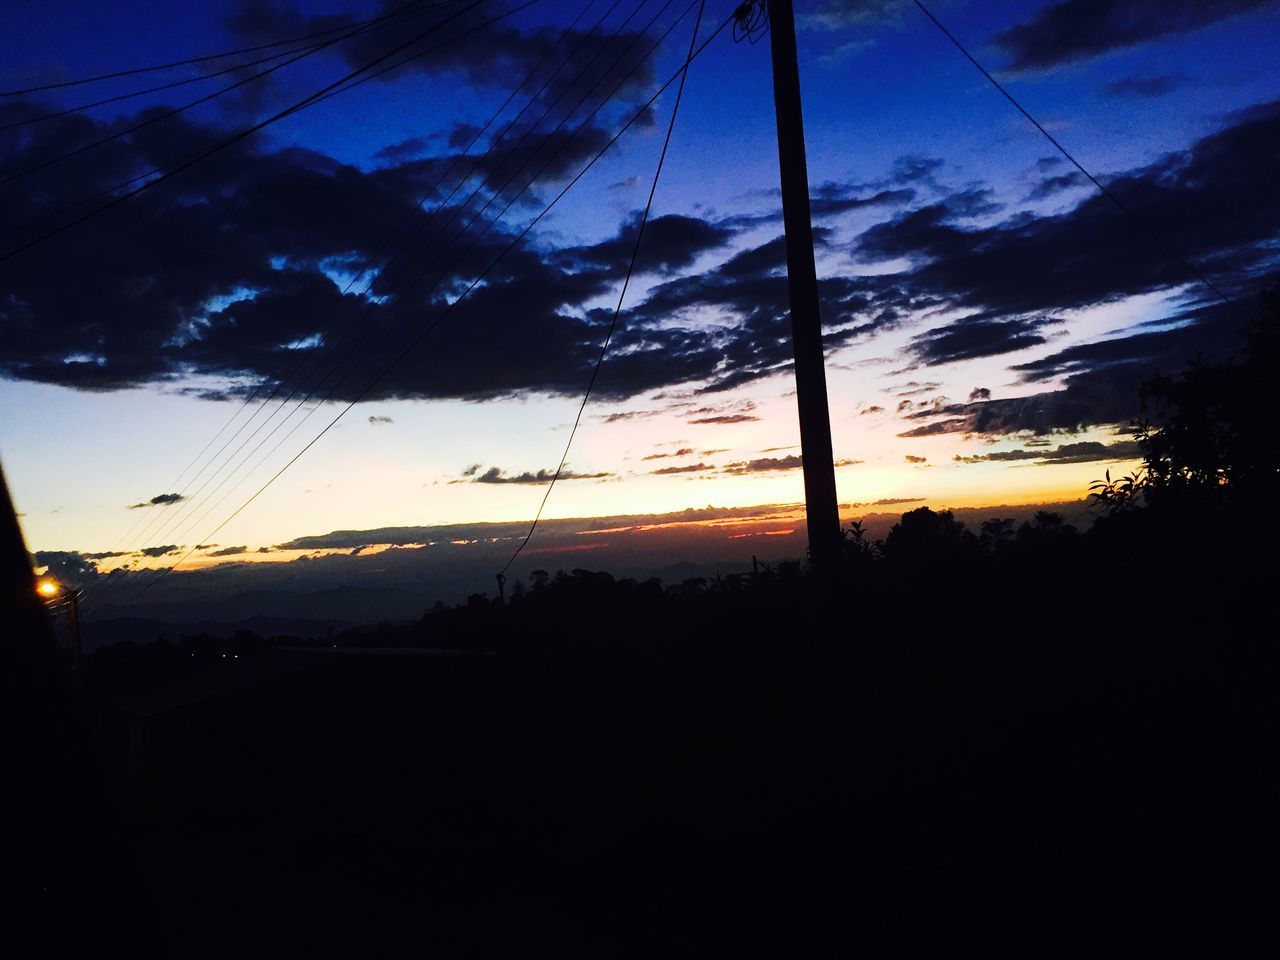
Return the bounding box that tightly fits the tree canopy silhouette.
[1136,286,1279,513]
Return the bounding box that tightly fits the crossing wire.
[0,2,467,187]
[95,5,737,612]
[79,0,608,607]
[501,0,705,576]
[96,0,675,601]
[0,1,463,133]
[85,0,651,597]
[0,1,453,97]
[80,0,664,610]
[3,2,528,239]
[0,0,494,264]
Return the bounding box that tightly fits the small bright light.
[36,578,59,598]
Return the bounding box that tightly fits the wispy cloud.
[128,493,186,509]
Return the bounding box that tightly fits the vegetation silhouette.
[28,286,1280,955]
[1137,288,1279,510]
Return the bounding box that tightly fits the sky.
[1,0,1278,608]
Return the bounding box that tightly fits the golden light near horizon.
[36,577,60,598]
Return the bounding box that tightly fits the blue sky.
[1,0,1277,591]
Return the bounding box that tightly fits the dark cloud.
[2,62,1275,440]
[367,415,394,425]
[893,381,941,398]
[271,504,810,552]
[968,388,991,401]
[954,439,1140,465]
[1104,74,1191,99]
[128,493,187,509]
[859,405,885,415]
[724,455,804,474]
[1026,171,1087,202]
[446,123,484,150]
[225,0,662,103]
[860,103,1280,325]
[896,357,1153,438]
[650,462,715,475]
[0,93,730,403]
[904,455,928,464]
[689,414,761,425]
[898,418,969,438]
[1,1,717,402]
[908,316,1056,365]
[470,466,613,484]
[139,545,181,558]
[809,185,916,220]
[860,102,1280,412]
[374,136,436,164]
[849,497,927,508]
[33,550,100,586]
[995,0,1273,71]
[207,545,250,557]
[642,448,695,461]
[888,155,946,188]
[599,410,664,423]
[555,213,732,276]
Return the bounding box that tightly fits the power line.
[96,6,736,613]
[909,0,1242,317]
[81,0,659,610]
[90,0,689,611]
[501,0,704,577]
[0,1,461,133]
[0,0,450,97]
[0,0,495,264]
[0,4,458,187]
[80,0,609,607]
[94,0,646,582]
[101,0,671,591]
[3,1,529,242]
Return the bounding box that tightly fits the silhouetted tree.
[841,520,878,573]
[979,517,1016,555]
[1088,468,1146,515]
[881,507,980,569]
[1135,286,1279,512]
[1013,511,1078,568]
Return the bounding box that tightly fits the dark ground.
[10,535,1276,958]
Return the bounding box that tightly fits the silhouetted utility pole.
[765,0,842,571]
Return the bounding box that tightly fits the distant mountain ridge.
[82,615,356,651]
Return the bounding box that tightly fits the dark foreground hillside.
[11,511,1277,957]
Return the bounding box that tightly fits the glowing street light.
[35,576,82,672]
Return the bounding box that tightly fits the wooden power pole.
[765,0,842,571]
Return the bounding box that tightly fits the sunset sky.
[2,0,1277,595]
